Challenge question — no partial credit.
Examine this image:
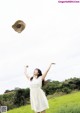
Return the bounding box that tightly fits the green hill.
[7,91,80,113]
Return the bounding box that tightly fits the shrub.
[13,89,27,107]
[62,87,71,94]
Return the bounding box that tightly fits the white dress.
[28,76,49,112]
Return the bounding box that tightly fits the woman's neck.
[33,75,37,78]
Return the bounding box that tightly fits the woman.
[24,63,55,113]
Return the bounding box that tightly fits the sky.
[0,0,80,94]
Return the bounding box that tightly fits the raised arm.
[42,63,55,80]
[24,65,30,80]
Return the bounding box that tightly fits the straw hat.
[12,20,26,33]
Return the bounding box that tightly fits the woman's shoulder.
[38,76,42,80]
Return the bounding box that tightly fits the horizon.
[1,76,80,95]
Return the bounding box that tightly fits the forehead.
[34,69,38,71]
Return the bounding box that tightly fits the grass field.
[7,91,80,113]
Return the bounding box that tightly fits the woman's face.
[34,69,39,76]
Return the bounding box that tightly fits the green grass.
[7,91,80,113]
[56,105,80,113]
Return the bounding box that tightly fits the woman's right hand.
[51,63,56,65]
[26,65,29,68]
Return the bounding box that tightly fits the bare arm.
[42,63,55,80]
[24,65,30,80]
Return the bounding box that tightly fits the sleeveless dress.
[28,76,49,112]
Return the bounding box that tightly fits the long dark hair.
[30,68,44,87]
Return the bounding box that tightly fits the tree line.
[0,77,80,110]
